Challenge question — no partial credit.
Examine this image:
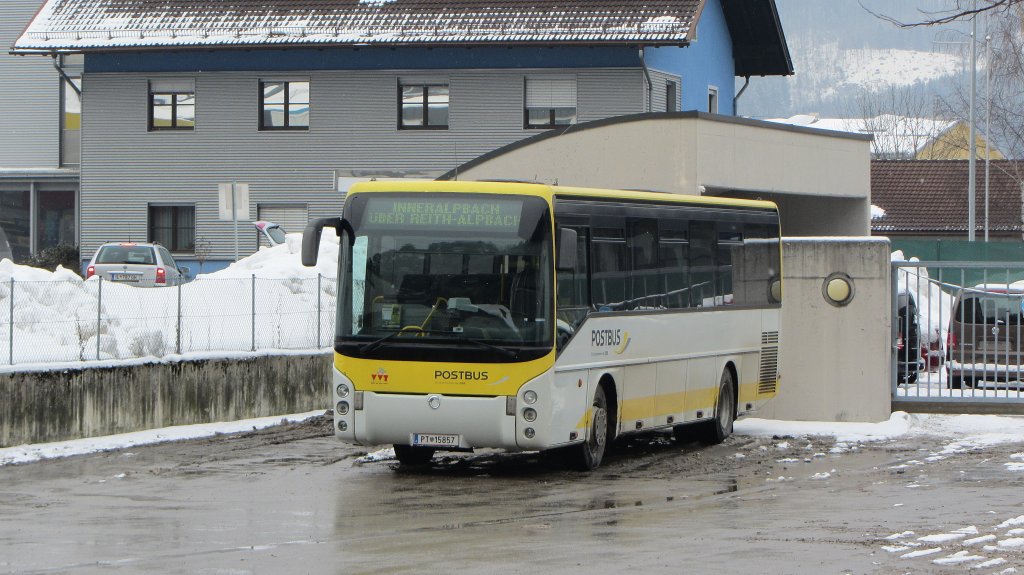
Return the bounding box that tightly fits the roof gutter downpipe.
[52,53,81,96]
[638,47,652,112]
[733,76,750,115]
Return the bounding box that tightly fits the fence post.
[96,277,103,360]
[176,280,182,355]
[317,273,322,348]
[8,278,13,365]
[251,274,256,352]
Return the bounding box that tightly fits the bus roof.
[347,180,778,212]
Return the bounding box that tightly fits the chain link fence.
[0,275,336,366]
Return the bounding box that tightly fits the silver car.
[86,242,189,287]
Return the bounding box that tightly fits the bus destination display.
[362,197,523,232]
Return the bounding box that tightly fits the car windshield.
[96,245,156,265]
[338,193,553,359]
[955,293,1024,325]
[267,226,287,244]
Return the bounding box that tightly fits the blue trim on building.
[644,0,735,115]
[86,46,644,73]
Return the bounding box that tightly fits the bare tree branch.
[860,0,1016,28]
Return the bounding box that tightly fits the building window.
[708,86,719,114]
[149,205,196,252]
[61,78,81,165]
[666,81,678,112]
[149,79,195,131]
[399,83,449,129]
[260,80,309,130]
[525,77,577,129]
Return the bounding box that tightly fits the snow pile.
[198,232,338,280]
[0,232,339,368]
[871,204,886,220]
[892,250,954,350]
[0,410,324,466]
[737,411,1024,450]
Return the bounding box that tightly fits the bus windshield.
[340,193,553,361]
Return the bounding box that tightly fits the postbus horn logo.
[371,368,389,383]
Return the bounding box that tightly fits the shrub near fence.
[0,275,337,366]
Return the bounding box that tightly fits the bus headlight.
[336,383,350,398]
[523,390,538,405]
[337,401,350,415]
[523,408,537,422]
[338,421,348,432]
[524,428,535,439]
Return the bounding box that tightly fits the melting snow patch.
[902,547,943,558]
[973,558,1008,569]
[933,551,987,565]
[1008,529,1024,536]
[963,534,997,546]
[997,515,1024,529]
[810,472,831,480]
[919,532,969,543]
[776,458,800,463]
[882,545,911,553]
[355,447,395,463]
[775,441,791,449]
[885,531,915,540]
[996,538,1024,549]
[733,453,746,459]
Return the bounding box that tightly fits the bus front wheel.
[699,369,735,445]
[393,444,435,466]
[569,385,609,471]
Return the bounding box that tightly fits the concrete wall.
[0,353,332,447]
[759,238,892,422]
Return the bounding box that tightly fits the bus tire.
[569,385,609,471]
[393,444,435,466]
[699,369,735,445]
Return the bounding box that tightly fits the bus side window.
[556,226,589,333]
[717,223,743,305]
[629,218,660,309]
[689,221,717,307]
[658,225,689,309]
[592,227,629,311]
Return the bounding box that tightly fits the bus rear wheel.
[569,385,609,471]
[393,444,435,466]
[699,369,735,445]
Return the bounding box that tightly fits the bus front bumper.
[331,369,566,452]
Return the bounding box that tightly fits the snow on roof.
[13,0,700,51]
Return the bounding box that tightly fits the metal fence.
[0,275,336,366]
[892,261,1024,407]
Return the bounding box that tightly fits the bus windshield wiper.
[359,329,518,358]
[359,330,408,354]
[454,334,519,359]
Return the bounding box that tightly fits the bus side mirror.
[301,217,350,266]
[557,227,577,272]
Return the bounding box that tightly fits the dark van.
[946,285,1024,389]
[896,292,921,384]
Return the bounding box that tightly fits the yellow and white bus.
[302,180,781,469]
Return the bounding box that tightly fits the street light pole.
[984,24,992,242]
[968,3,977,242]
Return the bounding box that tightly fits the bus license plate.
[411,433,460,447]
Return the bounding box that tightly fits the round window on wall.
[822,272,855,307]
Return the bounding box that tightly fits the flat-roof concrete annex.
[442,111,874,237]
